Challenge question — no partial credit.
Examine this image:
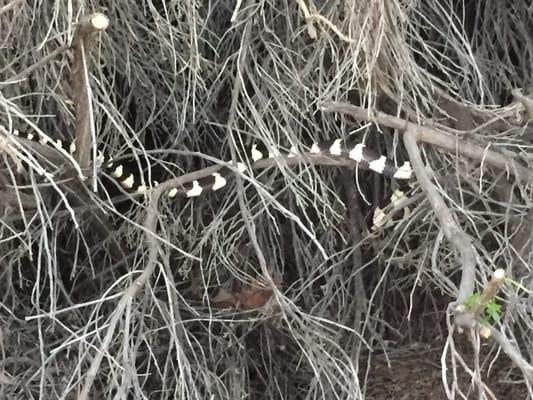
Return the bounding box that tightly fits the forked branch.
[323,101,533,385]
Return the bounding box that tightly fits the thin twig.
[488,325,533,384]
[4,45,70,84]
[308,13,355,43]
[0,0,24,16]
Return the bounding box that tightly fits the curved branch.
[403,128,477,305]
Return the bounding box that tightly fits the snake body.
[7,127,413,208]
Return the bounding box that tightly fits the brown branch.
[340,170,367,338]
[470,269,505,318]
[71,13,109,173]
[509,209,533,279]
[320,102,532,183]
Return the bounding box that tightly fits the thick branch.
[403,128,477,305]
[470,269,505,318]
[320,102,531,183]
[71,13,109,177]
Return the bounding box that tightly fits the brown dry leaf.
[235,286,274,310]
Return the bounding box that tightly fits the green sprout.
[464,292,502,324]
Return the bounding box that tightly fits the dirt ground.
[365,341,527,399]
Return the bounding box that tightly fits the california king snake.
[5,126,413,227]
[101,136,414,199]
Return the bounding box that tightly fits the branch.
[469,268,505,318]
[295,0,318,39]
[488,325,533,384]
[320,102,532,183]
[71,13,109,185]
[0,0,24,16]
[4,44,70,84]
[330,102,533,381]
[78,191,161,400]
[403,128,477,305]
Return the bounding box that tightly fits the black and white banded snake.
[4,126,414,228]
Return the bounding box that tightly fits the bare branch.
[488,326,533,384]
[71,13,109,180]
[78,191,161,400]
[4,44,70,84]
[403,128,477,305]
[0,0,24,16]
[470,269,505,318]
[320,102,532,183]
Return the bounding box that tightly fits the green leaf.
[485,299,502,322]
[464,293,502,324]
[464,292,480,310]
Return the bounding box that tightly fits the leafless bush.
[0,0,532,399]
